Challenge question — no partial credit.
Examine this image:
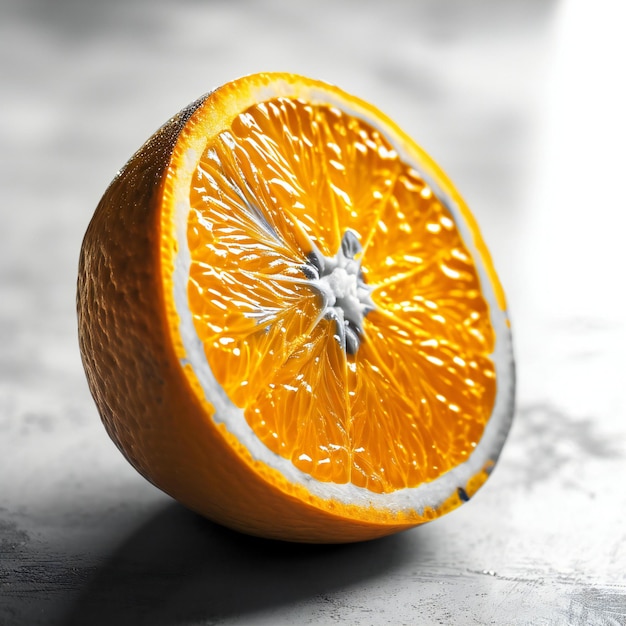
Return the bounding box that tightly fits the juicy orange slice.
[78,73,514,542]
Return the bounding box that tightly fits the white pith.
[171,89,515,514]
[305,230,374,354]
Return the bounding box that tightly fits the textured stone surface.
[1,0,625,624]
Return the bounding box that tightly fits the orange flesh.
[187,97,496,494]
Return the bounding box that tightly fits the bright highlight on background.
[529,0,626,317]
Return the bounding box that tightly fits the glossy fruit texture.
[78,73,514,542]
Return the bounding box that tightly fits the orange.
[77,73,514,543]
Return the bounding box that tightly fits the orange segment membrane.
[187,96,496,493]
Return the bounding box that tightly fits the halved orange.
[77,73,514,543]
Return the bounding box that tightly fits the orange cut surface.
[186,97,495,493]
[78,73,514,542]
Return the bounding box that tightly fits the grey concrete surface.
[1,0,625,624]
